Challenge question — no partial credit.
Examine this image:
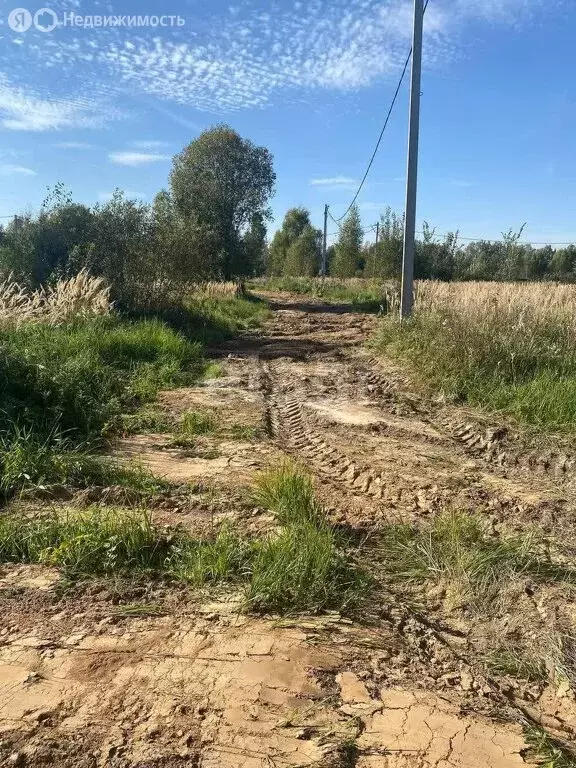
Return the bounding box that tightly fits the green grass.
[524,727,576,768]
[250,462,369,613]
[485,649,548,683]
[170,522,252,585]
[118,407,175,436]
[247,519,366,614]
[0,463,369,616]
[0,294,267,496]
[0,425,165,496]
[376,512,576,609]
[178,410,217,437]
[0,509,172,576]
[252,276,390,309]
[375,296,576,431]
[253,462,322,526]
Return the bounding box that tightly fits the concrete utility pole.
[400,0,424,319]
[321,203,328,277]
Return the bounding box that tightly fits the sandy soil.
[1,292,575,767]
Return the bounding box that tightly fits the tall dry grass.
[0,269,112,326]
[377,280,576,429]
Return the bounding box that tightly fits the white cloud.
[108,151,171,166]
[0,0,555,116]
[131,140,170,149]
[311,176,358,186]
[0,75,121,132]
[0,164,36,176]
[54,141,97,149]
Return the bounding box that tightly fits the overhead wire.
[331,0,431,222]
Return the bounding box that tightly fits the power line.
[332,0,430,223]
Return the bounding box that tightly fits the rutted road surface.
[1,292,575,767]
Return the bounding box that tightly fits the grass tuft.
[524,727,576,768]
[247,519,366,615]
[170,522,252,585]
[178,410,217,437]
[0,509,171,577]
[377,512,576,609]
[253,462,321,526]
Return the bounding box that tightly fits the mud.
[1,292,576,766]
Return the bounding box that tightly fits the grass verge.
[375,280,576,431]
[0,294,266,497]
[0,463,368,616]
[376,511,576,610]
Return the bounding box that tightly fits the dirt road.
[1,293,575,767]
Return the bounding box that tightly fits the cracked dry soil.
[1,292,575,767]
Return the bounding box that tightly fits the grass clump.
[250,462,369,614]
[377,511,576,609]
[253,462,321,526]
[0,426,165,496]
[485,649,548,683]
[170,523,252,585]
[0,509,171,577]
[247,519,366,615]
[524,727,576,768]
[375,280,576,431]
[179,410,217,437]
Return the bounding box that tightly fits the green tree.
[284,224,320,276]
[266,207,313,275]
[331,205,363,277]
[242,212,268,276]
[170,124,275,279]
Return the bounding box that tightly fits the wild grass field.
[376,280,576,431]
[0,273,268,497]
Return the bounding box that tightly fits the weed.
[524,727,576,768]
[118,407,174,436]
[0,425,165,496]
[486,649,548,682]
[253,462,321,526]
[170,523,252,585]
[377,512,576,609]
[229,424,261,440]
[375,280,576,430]
[178,410,217,437]
[0,509,172,577]
[247,520,366,615]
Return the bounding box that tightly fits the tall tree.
[284,224,321,276]
[243,212,268,276]
[331,204,363,277]
[170,125,275,279]
[267,207,313,275]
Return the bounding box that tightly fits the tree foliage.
[331,204,363,277]
[170,124,275,279]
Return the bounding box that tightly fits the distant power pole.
[400,0,424,318]
[321,203,328,277]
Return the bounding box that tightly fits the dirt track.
[1,293,575,767]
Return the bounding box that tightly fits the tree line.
[270,204,576,282]
[3,122,576,307]
[0,125,274,310]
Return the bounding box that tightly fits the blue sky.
[0,0,574,245]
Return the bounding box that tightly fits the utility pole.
[372,221,380,278]
[400,0,424,318]
[321,203,328,277]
